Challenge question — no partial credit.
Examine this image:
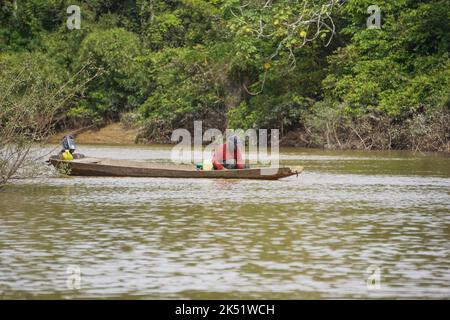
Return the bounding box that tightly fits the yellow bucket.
[61,150,73,161]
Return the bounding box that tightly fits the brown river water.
[0,145,449,299]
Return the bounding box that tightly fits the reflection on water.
[0,145,449,299]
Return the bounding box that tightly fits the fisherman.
[212,134,245,170]
[60,135,77,160]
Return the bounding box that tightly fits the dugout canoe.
[48,156,301,180]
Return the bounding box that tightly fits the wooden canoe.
[49,156,301,180]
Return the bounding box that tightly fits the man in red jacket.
[212,135,245,170]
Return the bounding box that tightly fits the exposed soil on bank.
[49,123,139,145]
[49,121,449,153]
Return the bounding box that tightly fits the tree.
[0,52,96,186]
[74,27,150,123]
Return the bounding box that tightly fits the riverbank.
[49,123,139,145]
[50,119,449,153]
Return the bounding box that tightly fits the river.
[0,145,449,299]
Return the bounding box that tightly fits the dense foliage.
[0,0,448,150]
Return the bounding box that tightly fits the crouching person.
[212,135,245,170]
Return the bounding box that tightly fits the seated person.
[60,135,84,160]
[212,135,245,170]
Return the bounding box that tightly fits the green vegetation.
[0,51,94,186]
[0,0,448,151]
